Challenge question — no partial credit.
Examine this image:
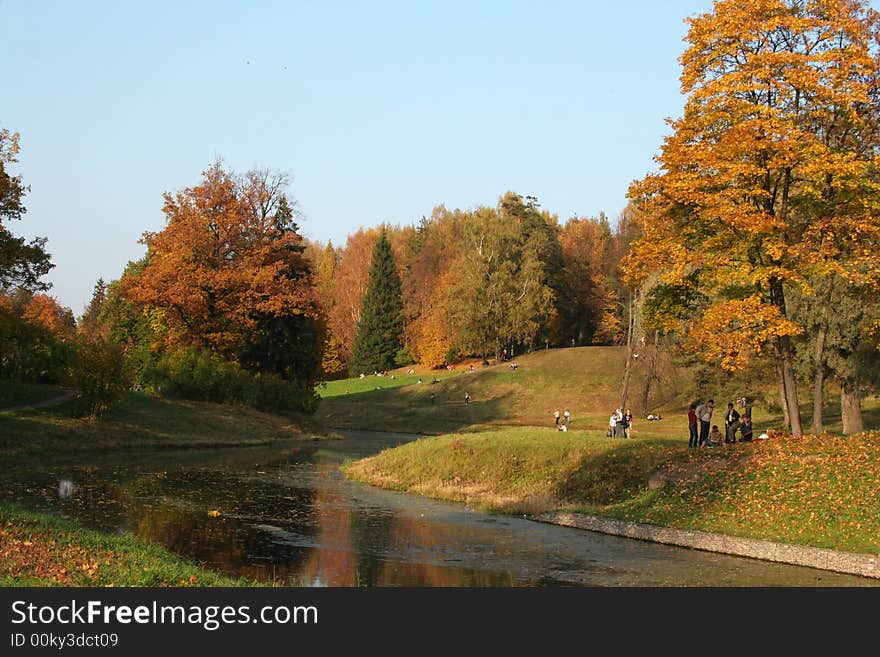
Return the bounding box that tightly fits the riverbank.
[345,427,880,558]
[0,391,331,458]
[0,504,255,586]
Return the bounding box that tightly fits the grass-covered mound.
[320,346,692,433]
[346,428,880,555]
[0,504,254,586]
[0,391,326,458]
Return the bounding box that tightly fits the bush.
[66,335,129,418]
[145,347,318,414]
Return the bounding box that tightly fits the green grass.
[347,425,880,555]
[318,368,458,398]
[319,346,695,433]
[0,392,329,458]
[0,380,66,408]
[0,503,256,586]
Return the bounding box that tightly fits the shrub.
[66,334,129,418]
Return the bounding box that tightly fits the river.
[2,430,874,586]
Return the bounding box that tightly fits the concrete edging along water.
[530,511,880,580]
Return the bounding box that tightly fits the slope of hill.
[317,346,693,433]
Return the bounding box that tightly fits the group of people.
[687,398,754,448]
[608,408,634,438]
[553,409,572,431]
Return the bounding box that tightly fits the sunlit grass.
[347,426,880,555]
[0,503,256,586]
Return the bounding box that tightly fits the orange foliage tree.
[21,294,75,342]
[625,0,880,436]
[128,162,319,361]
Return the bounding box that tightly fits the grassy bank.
[0,391,328,458]
[346,427,880,555]
[0,504,254,586]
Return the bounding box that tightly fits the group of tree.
[0,141,325,416]
[308,194,634,376]
[4,1,880,434]
[623,0,880,435]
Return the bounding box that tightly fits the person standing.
[695,399,714,447]
[465,392,470,405]
[724,402,741,443]
[563,409,571,426]
[554,409,560,426]
[623,408,633,439]
[687,402,698,448]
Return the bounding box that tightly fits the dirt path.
[0,390,76,413]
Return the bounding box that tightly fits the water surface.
[2,430,874,586]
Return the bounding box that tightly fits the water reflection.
[1,432,876,587]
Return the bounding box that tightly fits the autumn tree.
[0,128,52,292]
[328,228,379,364]
[348,231,405,375]
[129,162,319,363]
[625,0,880,436]
[21,294,75,342]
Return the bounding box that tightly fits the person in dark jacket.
[688,402,698,448]
[724,402,741,443]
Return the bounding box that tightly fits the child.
[739,414,753,442]
[707,425,724,447]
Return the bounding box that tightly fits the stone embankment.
[531,512,879,580]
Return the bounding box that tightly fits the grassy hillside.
[0,392,327,458]
[318,346,693,433]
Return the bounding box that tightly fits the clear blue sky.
[5,0,720,314]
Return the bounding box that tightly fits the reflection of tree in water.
[375,514,516,587]
[349,507,397,586]
[122,469,320,583]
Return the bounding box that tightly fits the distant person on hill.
[554,409,560,426]
[707,425,724,447]
[430,392,435,404]
[687,403,698,448]
[695,399,714,447]
[563,409,571,425]
[623,408,633,438]
[465,392,470,405]
[739,414,753,442]
[608,412,617,437]
[558,421,568,432]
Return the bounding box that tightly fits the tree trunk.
[769,279,802,436]
[812,282,833,434]
[775,360,791,430]
[620,293,635,410]
[640,331,659,416]
[840,380,863,436]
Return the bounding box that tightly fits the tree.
[625,0,880,436]
[349,231,405,375]
[328,228,379,363]
[0,128,52,291]
[78,278,107,336]
[442,194,557,358]
[129,162,318,359]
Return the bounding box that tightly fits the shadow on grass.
[317,386,516,434]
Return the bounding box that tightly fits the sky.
[3,0,723,314]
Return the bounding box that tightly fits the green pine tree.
[349,231,404,375]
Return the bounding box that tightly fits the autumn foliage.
[625,0,880,435]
